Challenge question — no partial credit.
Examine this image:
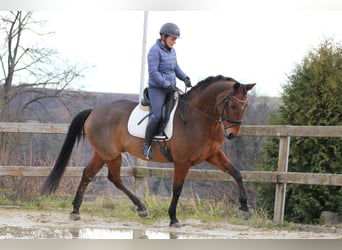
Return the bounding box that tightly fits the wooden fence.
[0,122,342,224]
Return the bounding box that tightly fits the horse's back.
[84,99,139,159]
[89,99,138,123]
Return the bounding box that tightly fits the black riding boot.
[142,119,159,160]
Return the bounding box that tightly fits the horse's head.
[181,75,255,140]
[216,81,256,140]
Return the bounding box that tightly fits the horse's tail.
[41,109,92,195]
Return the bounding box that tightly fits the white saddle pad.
[127,98,178,141]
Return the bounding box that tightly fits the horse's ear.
[246,83,256,91]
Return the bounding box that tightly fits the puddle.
[0,226,223,239]
[1,210,339,239]
[0,209,231,239]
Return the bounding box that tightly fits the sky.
[4,1,342,97]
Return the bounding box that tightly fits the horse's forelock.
[233,82,247,95]
[233,82,240,91]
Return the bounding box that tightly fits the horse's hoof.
[70,213,81,221]
[237,209,250,220]
[137,209,148,218]
[169,222,182,228]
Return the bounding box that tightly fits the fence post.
[273,135,290,224]
[134,158,148,199]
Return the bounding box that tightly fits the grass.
[2,187,340,236]
[0,187,295,230]
[6,187,334,233]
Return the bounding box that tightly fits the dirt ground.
[0,208,341,239]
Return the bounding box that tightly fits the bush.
[257,39,342,224]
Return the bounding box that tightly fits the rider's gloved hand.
[183,77,192,88]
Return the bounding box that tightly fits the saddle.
[127,88,178,162]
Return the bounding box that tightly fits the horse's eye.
[231,104,237,110]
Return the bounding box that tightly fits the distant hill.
[10,87,280,124]
[9,88,140,123]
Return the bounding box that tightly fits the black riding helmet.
[159,23,180,38]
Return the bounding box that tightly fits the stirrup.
[142,144,153,160]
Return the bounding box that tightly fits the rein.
[179,92,248,130]
[180,98,221,124]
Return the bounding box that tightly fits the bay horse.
[41,75,255,227]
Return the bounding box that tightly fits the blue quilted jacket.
[147,40,188,89]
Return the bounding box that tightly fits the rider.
[141,22,192,160]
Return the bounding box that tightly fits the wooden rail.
[0,122,342,224]
[1,166,341,186]
[1,122,342,137]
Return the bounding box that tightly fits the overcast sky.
[5,1,342,97]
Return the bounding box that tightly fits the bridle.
[220,93,248,127]
[180,91,248,131]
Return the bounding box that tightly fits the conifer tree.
[257,39,342,223]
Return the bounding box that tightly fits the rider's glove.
[183,77,192,88]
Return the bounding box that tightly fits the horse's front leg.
[168,162,191,227]
[206,150,249,213]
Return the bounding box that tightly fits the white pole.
[139,11,149,101]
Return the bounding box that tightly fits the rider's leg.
[141,118,160,159]
[141,87,166,159]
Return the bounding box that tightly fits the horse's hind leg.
[106,156,147,217]
[70,152,105,220]
[206,150,249,214]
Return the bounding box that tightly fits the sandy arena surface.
[0,208,341,239]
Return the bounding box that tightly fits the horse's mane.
[181,75,241,98]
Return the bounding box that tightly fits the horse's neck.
[185,89,221,121]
